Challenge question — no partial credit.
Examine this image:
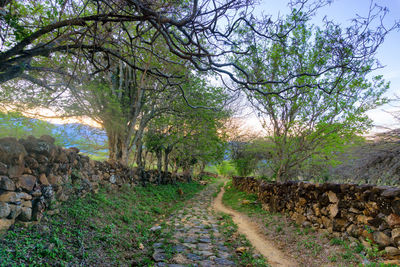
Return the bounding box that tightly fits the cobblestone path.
[151,182,237,266]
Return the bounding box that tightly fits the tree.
[144,75,230,182]
[234,11,389,181]
[231,138,271,176]
[1,0,394,96]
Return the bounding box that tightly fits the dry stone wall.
[232,176,400,254]
[0,135,189,231]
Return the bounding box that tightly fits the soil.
[212,183,298,267]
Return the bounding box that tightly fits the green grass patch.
[0,182,204,266]
[216,213,269,266]
[222,181,268,217]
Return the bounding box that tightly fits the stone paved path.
[152,182,237,266]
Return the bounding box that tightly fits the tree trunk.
[136,141,143,169]
[107,130,130,166]
[163,146,173,183]
[156,149,162,184]
[200,161,206,174]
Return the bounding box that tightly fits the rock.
[313,203,321,216]
[152,251,167,262]
[360,238,372,250]
[18,192,32,200]
[333,218,347,232]
[235,247,247,254]
[171,254,190,264]
[385,246,400,256]
[0,192,19,202]
[382,188,400,198]
[373,231,391,247]
[0,162,7,175]
[346,224,357,234]
[32,199,45,221]
[214,258,235,265]
[298,197,307,206]
[392,199,400,215]
[25,156,39,169]
[39,173,50,185]
[18,207,32,221]
[392,228,400,245]
[39,135,55,144]
[349,207,361,214]
[7,204,21,219]
[387,214,400,228]
[0,176,15,191]
[150,225,162,231]
[0,202,10,218]
[109,174,116,184]
[0,218,14,231]
[0,137,27,165]
[199,238,211,243]
[186,253,202,261]
[357,215,373,225]
[47,174,62,185]
[361,229,374,242]
[367,217,384,228]
[328,203,339,218]
[19,136,56,158]
[198,250,213,257]
[21,200,32,208]
[364,202,379,217]
[321,216,332,230]
[17,175,37,191]
[31,190,42,197]
[7,164,25,178]
[292,213,307,225]
[327,191,339,203]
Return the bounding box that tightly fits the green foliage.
[0,181,204,266]
[231,138,272,177]
[144,74,230,173]
[233,10,389,181]
[216,161,237,177]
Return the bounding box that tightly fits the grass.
[0,182,204,266]
[216,213,269,266]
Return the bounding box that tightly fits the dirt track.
[212,183,298,267]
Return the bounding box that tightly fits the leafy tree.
[231,138,271,176]
[234,11,389,181]
[1,0,393,98]
[144,75,230,182]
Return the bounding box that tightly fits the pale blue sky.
[256,0,400,131]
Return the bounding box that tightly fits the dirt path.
[212,183,298,267]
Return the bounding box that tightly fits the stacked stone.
[0,135,190,231]
[232,176,400,255]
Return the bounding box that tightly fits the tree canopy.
[233,10,390,181]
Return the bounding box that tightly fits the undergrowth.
[216,212,269,266]
[0,182,204,266]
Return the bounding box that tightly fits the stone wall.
[232,176,400,254]
[0,135,189,231]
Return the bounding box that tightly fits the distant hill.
[0,111,108,160]
[329,129,400,186]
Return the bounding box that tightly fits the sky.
[242,0,400,133]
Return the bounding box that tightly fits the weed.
[0,181,204,266]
